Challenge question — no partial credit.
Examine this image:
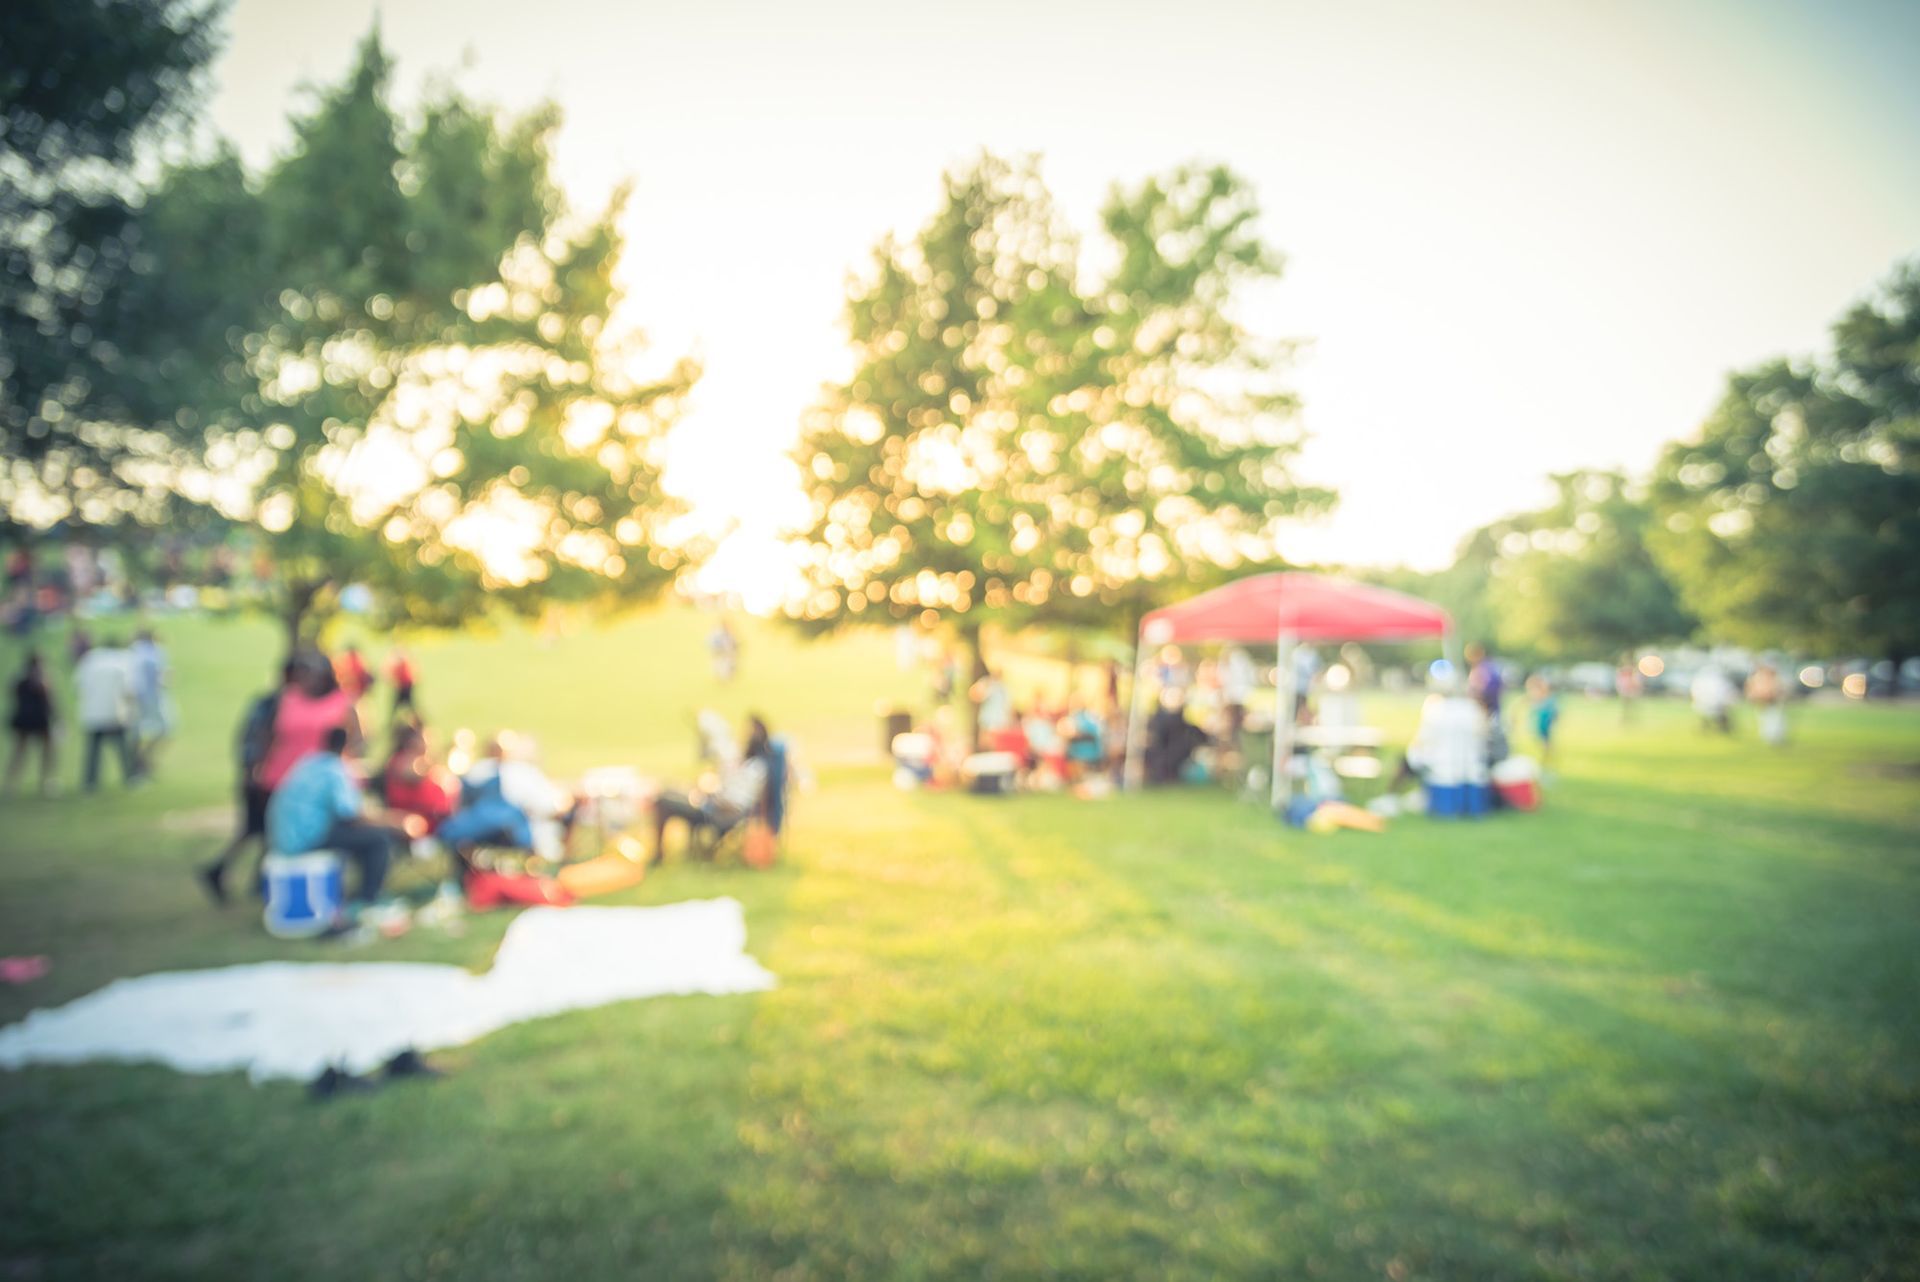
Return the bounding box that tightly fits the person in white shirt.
[1691,666,1736,733]
[648,715,772,866]
[73,638,139,791]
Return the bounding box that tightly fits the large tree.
[789,155,1329,730]
[1484,470,1694,662]
[1652,260,1920,668]
[177,35,697,642]
[0,0,226,529]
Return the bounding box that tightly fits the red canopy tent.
[1124,572,1454,807]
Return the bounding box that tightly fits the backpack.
[238,691,280,775]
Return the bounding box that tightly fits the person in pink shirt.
[256,651,362,795]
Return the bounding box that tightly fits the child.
[1526,675,1560,771]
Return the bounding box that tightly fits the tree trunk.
[283,578,329,656]
[961,622,986,752]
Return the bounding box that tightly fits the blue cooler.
[263,851,344,938]
[1426,783,1466,818]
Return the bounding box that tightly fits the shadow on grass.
[700,780,1919,1280]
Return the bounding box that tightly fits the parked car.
[1564,662,1616,696]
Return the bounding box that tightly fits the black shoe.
[309,1065,380,1100]
[382,1049,444,1081]
[198,862,228,907]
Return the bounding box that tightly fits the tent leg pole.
[1123,628,1151,790]
[1271,632,1296,812]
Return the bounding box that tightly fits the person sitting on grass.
[1061,699,1105,781]
[436,733,577,879]
[1022,703,1066,786]
[266,726,408,912]
[381,721,458,835]
[647,714,772,866]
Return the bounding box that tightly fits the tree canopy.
[789,155,1330,674]
[156,34,696,640]
[1652,260,1920,660]
[0,0,226,529]
[1482,470,1695,661]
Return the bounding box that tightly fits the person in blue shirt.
[1526,673,1561,771]
[266,726,404,905]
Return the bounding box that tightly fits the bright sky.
[207,0,1920,605]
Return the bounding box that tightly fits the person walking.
[386,646,417,720]
[4,652,57,796]
[1691,665,1736,733]
[708,618,739,682]
[1465,643,1504,720]
[1526,673,1560,772]
[73,637,138,791]
[334,645,373,704]
[1746,662,1787,746]
[198,662,293,905]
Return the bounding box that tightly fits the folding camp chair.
[704,736,791,864]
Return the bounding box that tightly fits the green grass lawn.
[1,610,1917,1280]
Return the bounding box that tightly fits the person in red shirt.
[334,645,373,703]
[381,722,456,833]
[387,647,417,719]
[258,652,361,795]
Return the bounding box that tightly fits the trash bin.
[881,708,914,757]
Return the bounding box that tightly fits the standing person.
[971,668,1013,746]
[930,647,957,708]
[256,650,360,799]
[708,617,739,682]
[267,726,404,912]
[1691,665,1736,733]
[198,662,293,905]
[1154,646,1192,699]
[387,646,417,720]
[4,547,29,597]
[334,644,373,704]
[64,544,97,604]
[1746,662,1787,746]
[4,548,34,635]
[67,625,92,667]
[1615,660,1643,723]
[1465,643,1504,720]
[1220,646,1256,752]
[73,637,138,791]
[130,629,172,778]
[1526,674,1560,772]
[4,652,57,796]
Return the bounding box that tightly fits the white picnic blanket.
[0,899,775,1082]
